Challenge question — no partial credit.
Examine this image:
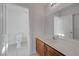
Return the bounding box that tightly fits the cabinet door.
[46,44,64,56]
[36,38,45,56]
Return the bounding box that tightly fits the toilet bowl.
[16,33,22,48]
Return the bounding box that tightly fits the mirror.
[54,14,79,40]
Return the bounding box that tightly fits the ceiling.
[14,3,49,8]
[13,3,74,14]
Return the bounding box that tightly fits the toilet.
[16,33,22,48]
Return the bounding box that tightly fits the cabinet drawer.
[46,45,64,56]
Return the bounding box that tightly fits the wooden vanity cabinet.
[36,38,65,56]
[36,38,45,56]
[45,44,65,56]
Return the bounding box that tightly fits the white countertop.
[36,36,79,56]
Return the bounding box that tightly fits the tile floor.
[31,53,38,56]
[6,42,28,56]
[0,42,39,56]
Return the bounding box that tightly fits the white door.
[60,15,73,39]
[73,14,79,40]
[54,15,73,39]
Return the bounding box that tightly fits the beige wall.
[17,4,46,55]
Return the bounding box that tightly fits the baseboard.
[30,50,36,56]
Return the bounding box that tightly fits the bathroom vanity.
[36,37,65,56]
[36,36,79,56]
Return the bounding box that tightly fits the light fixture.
[50,3,56,7]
